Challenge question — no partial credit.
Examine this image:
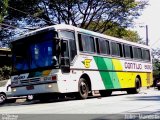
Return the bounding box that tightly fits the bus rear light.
[52,76,57,81]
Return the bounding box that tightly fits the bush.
[0,66,11,81]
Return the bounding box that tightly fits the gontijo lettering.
[125,62,142,69]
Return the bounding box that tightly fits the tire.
[99,90,112,97]
[127,78,141,94]
[0,93,7,105]
[76,78,89,99]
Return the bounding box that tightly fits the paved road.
[0,88,160,119]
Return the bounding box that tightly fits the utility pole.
[146,25,149,46]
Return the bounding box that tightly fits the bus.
[10,24,153,100]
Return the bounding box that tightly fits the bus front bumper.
[11,83,59,96]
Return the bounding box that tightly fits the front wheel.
[0,93,6,105]
[76,78,89,99]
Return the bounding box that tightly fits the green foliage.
[0,65,11,80]
[0,0,8,23]
[1,0,148,43]
[152,49,160,77]
[87,21,141,42]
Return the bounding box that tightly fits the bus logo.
[82,59,92,68]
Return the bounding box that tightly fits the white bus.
[10,24,153,100]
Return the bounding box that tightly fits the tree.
[152,49,160,77]
[0,0,8,23]
[7,0,147,28]
[1,0,148,43]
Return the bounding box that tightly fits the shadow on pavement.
[1,92,130,107]
[127,95,160,101]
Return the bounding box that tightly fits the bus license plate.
[26,85,34,90]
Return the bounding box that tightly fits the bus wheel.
[99,90,112,97]
[76,78,89,99]
[127,78,141,94]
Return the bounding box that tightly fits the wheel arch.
[0,92,6,96]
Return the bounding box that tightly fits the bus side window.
[78,34,95,53]
[133,47,142,60]
[96,38,110,55]
[137,48,142,60]
[59,30,77,61]
[111,42,123,57]
[133,47,138,59]
[142,49,150,61]
[124,44,133,59]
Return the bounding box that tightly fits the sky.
[134,0,160,49]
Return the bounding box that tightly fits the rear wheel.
[127,78,141,94]
[99,90,112,97]
[76,78,89,99]
[0,93,6,105]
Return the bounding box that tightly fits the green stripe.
[94,56,121,89]
[94,56,113,89]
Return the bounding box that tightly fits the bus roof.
[54,24,150,49]
[12,24,150,49]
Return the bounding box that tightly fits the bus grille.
[20,80,28,84]
[20,78,40,84]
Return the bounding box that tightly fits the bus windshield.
[12,31,58,72]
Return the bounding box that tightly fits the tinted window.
[96,38,110,55]
[60,31,77,61]
[69,39,77,61]
[124,45,132,58]
[137,48,142,59]
[143,49,150,61]
[78,34,95,53]
[133,47,142,60]
[13,31,57,71]
[111,42,123,57]
[133,47,138,59]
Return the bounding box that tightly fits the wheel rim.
[0,94,6,103]
[27,95,33,100]
[80,81,88,96]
